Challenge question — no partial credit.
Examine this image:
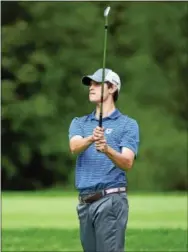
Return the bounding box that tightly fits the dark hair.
[113,90,119,102]
[106,82,119,102]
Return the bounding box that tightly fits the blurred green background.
[2,1,188,192]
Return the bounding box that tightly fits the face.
[89,80,117,103]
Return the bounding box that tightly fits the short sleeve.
[119,119,140,156]
[68,117,84,140]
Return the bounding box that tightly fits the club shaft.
[99,16,108,127]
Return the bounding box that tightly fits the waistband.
[79,187,126,204]
[78,182,127,196]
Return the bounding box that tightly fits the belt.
[79,187,126,204]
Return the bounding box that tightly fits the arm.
[70,135,94,154]
[95,119,139,171]
[68,118,99,155]
[105,146,135,172]
[95,138,135,171]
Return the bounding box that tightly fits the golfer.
[69,68,140,252]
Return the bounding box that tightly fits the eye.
[90,81,101,87]
[96,82,102,86]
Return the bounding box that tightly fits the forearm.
[105,145,133,172]
[70,136,94,154]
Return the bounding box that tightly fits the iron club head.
[104,6,111,17]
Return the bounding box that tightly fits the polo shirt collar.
[89,109,121,121]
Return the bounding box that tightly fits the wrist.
[88,135,95,144]
[104,144,109,154]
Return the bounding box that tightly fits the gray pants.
[76,192,129,252]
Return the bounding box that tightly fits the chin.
[89,96,100,103]
[89,99,98,103]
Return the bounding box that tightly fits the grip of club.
[98,114,102,152]
[99,113,102,127]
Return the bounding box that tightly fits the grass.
[2,192,188,251]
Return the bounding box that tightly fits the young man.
[68,68,140,252]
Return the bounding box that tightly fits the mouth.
[89,93,95,95]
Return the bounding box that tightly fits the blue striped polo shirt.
[69,109,139,195]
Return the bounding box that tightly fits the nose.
[89,83,95,90]
[89,81,100,91]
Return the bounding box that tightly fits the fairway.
[2,192,187,251]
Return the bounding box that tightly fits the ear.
[109,85,118,94]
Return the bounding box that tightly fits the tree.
[2,2,187,190]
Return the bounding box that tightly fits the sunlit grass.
[2,192,187,251]
[2,193,187,229]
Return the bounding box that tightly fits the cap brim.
[82,74,103,86]
[82,76,93,86]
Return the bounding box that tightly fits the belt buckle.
[79,195,91,204]
[82,198,87,204]
[80,192,100,204]
[79,196,85,204]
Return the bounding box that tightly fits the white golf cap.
[82,68,121,92]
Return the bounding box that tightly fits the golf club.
[99,6,111,128]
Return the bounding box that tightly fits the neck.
[95,100,116,119]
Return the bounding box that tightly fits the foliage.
[2,2,188,190]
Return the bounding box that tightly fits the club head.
[104,6,111,17]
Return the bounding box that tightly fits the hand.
[92,126,104,141]
[92,126,108,152]
[95,138,108,153]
